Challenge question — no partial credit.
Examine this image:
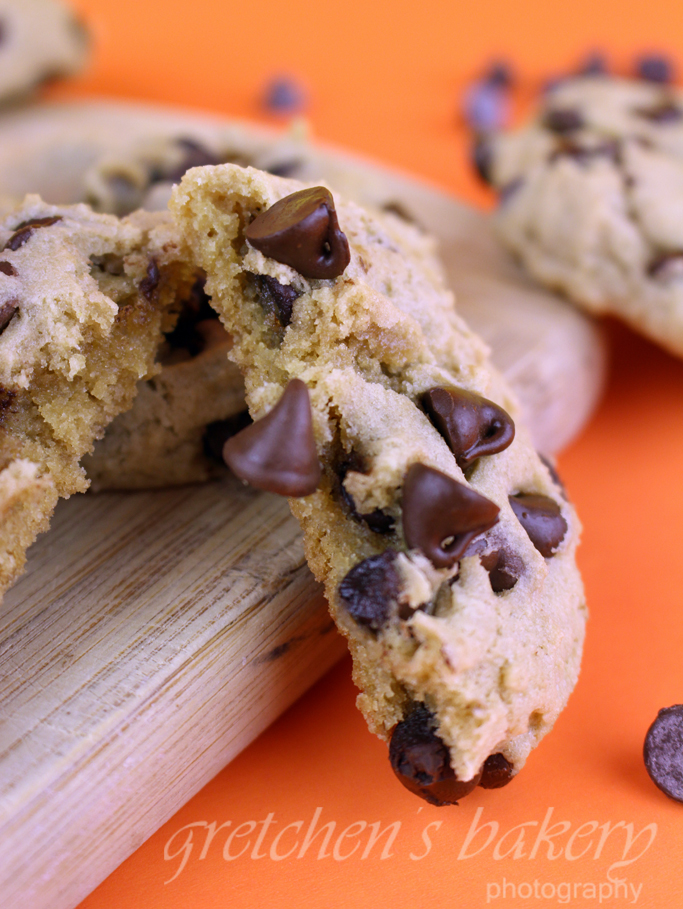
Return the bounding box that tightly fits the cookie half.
[171,164,587,801]
[0,196,195,598]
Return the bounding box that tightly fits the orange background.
[48,0,683,906]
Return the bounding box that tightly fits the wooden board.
[0,102,607,909]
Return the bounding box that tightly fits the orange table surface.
[47,1,683,906]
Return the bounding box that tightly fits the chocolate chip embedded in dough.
[245,186,350,280]
[480,548,521,592]
[647,251,683,279]
[338,550,400,631]
[422,386,515,471]
[634,100,683,123]
[542,108,585,134]
[4,216,62,251]
[402,464,499,569]
[479,753,515,789]
[338,452,395,535]
[389,704,482,806]
[0,300,18,335]
[509,493,567,557]
[0,261,16,276]
[253,273,300,327]
[644,705,683,802]
[222,378,321,497]
[163,138,221,183]
[139,259,160,299]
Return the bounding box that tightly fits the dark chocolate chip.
[479,753,515,789]
[422,386,515,470]
[644,705,683,802]
[509,493,567,557]
[647,251,683,279]
[634,100,683,123]
[253,273,300,326]
[539,453,567,497]
[381,201,417,223]
[165,277,219,355]
[263,76,308,115]
[389,704,482,806]
[0,300,18,335]
[472,135,494,185]
[577,51,608,76]
[163,138,222,184]
[338,550,400,631]
[0,261,16,276]
[203,411,253,463]
[549,139,620,166]
[245,186,350,280]
[0,386,15,422]
[483,60,514,88]
[499,177,524,204]
[4,216,62,252]
[480,548,522,592]
[338,452,395,535]
[402,464,500,569]
[542,108,585,134]
[263,160,303,178]
[222,378,321,497]
[636,54,674,84]
[139,259,160,299]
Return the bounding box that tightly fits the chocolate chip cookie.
[0,196,195,599]
[485,75,683,358]
[0,0,88,104]
[171,164,587,803]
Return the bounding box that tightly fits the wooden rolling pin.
[0,101,607,909]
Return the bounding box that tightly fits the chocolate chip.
[222,378,321,497]
[338,452,395,535]
[203,411,253,463]
[499,177,524,204]
[264,160,303,179]
[634,100,683,123]
[0,300,17,335]
[262,76,308,115]
[479,753,515,789]
[647,251,683,279]
[0,386,15,422]
[422,386,515,471]
[480,548,521,592]
[549,139,620,166]
[636,54,674,84]
[539,453,567,497]
[577,51,608,76]
[472,135,494,185]
[338,550,399,630]
[509,493,567,557]
[4,216,62,252]
[542,108,585,134]
[252,273,300,326]
[644,705,683,802]
[381,201,417,223]
[245,187,350,280]
[163,138,221,184]
[389,704,482,805]
[139,259,160,299]
[165,278,219,355]
[0,261,16,276]
[402,464,500,569]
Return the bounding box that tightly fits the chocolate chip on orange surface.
[644,705,683,802]
[509,493,567,557]
[222,378,321,496]
[245,186,350,279]
[422,386,514,470]
[402,464,499,568]
[390,704,481,805]
[338,550,400,631]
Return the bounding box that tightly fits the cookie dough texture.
[0,0,88,104]
[0,196,195,599]
[171,164,587,783]
[488,76,683,358]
